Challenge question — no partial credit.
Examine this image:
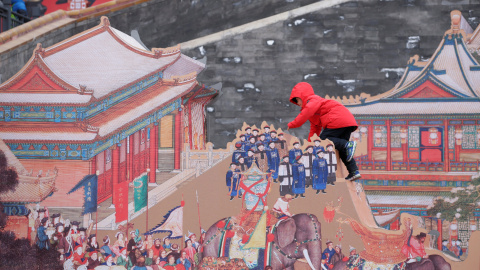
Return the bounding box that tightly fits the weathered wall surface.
[181,0,480,147]
[0,0,319,83]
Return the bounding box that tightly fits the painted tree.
[0,150,62,270]
[0,150,18,229]
[427,176,480,222]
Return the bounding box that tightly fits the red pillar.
[112,145,120,205]
[387,120,392,171]
[174,110,182,170]
[90,155,97,175]
[155,125,159,174]
[126,137,130,181]
[188,103,193,149]
[148,124,157,183]
[444,121,450,172]
[437,219,443,250]
[129,135,134,182]
[368,125,373,160]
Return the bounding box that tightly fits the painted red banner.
[115,181,129,223]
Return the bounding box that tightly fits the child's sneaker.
[345,171,361,181]
[346,141,357,162]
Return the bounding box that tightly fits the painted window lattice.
[191,101,206,150]
[183,106,190,145]
[106,148,112,164]
[160,115,174,148]
[458,220,470,249]
[391,126,402,148]
[461,125,477,149]
[448,126,455,149]
[408,126,420,148]
[374,126,387,147]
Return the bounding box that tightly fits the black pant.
[320,126,358,174]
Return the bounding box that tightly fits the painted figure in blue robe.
[177,254,192,270]
[266,141,280,181]
[251,128,260,141]
[256,134,267,148]
[36,217,50,250]
[322,241,336,265]
[269,130,279,143]
[244,127,253,141]
[263,125,272,142]
[292,155,306,198]
[232,142,246,163]
[289,141,303,165]
[312,151,328,194]
[226,163,241,200]
[245,137,257,153]
[245,149,255,168]
[313,139,325,155]
[239,134,247,150]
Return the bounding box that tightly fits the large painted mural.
[0,4,480,270]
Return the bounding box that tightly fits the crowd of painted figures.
[32,207,205,270]
[226,126,338,201]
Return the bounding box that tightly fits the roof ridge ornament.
[78,84,94,95]
[100,16,111,29]
[171,72,197,84]
[152,44,181,58]
[34,43,45,59]
[445,10,468,39]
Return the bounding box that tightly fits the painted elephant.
[332,254,451,270]
[201,213,322,270]
[406,255,451,270]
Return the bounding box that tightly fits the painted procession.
[0,8,480,270]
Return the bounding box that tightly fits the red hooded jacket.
[287,82,358,140]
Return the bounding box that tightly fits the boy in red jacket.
[287,82,361,181]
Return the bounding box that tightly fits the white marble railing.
[181,142,234,177]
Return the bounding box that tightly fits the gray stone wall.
[1,0,480,149]
[0,0,319,83]
[182,0,480,148]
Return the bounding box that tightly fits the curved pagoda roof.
[0,16,213,144]
[0,139,57,203]
[0,16,205,103]
[345,10,480,116]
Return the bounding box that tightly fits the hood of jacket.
[289,82,316,109]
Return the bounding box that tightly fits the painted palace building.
[343,11,480,247]
[0,17,216,209]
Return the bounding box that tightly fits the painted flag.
[115,181,129,223]
[145,200,184,238]
[242,210,267,250]
[67,174,98,215]
[134,173,148,212]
